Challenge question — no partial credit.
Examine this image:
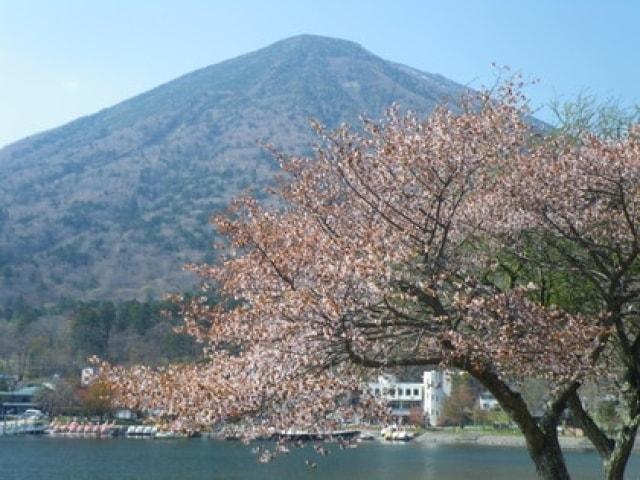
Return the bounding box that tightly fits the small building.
[478,391,499,410]
[114,408,136,420]
[81,367,96,387]
[0,386,44,416]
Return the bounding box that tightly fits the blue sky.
[1,0,638,147]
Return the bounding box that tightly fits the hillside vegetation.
[0,35,467,305]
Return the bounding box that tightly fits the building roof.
[0,386,42,397]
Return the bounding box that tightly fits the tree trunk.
[528,432,572,480]
[468,364,573,479]
[568,389,640,479]
[603,423,638,480]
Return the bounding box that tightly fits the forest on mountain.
[0,297,200,381]
[0,35,467,306]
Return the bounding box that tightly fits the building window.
[405,389,411,396]
[413,389,419,396]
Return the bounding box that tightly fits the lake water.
[1,436,638,479]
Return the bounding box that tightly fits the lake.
[1,436,637,479]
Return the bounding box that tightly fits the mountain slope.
[0,35,469,304]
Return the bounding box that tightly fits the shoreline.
[3,423,636,453]
[413,431,613,451]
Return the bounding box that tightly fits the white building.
[423,370,453,426]
[80,367,96,386]
[367,370,457,426]
[368,374,423,421]
[478,392,499,410]
[114,408,136,420]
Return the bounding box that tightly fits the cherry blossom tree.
[485,120,640,480]
[97,82,609,480]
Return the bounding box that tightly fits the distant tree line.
[0,296,203,381]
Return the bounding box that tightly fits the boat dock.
[272,429,361,441]
[0,418,48,436]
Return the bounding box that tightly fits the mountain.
[0,35,469,305]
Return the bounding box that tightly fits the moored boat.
[154,430,185,439]
[381,426,415,442]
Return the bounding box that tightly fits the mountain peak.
[262,34,372,57]
[0,36,468,304]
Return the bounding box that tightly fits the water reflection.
[0,436,631,480]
